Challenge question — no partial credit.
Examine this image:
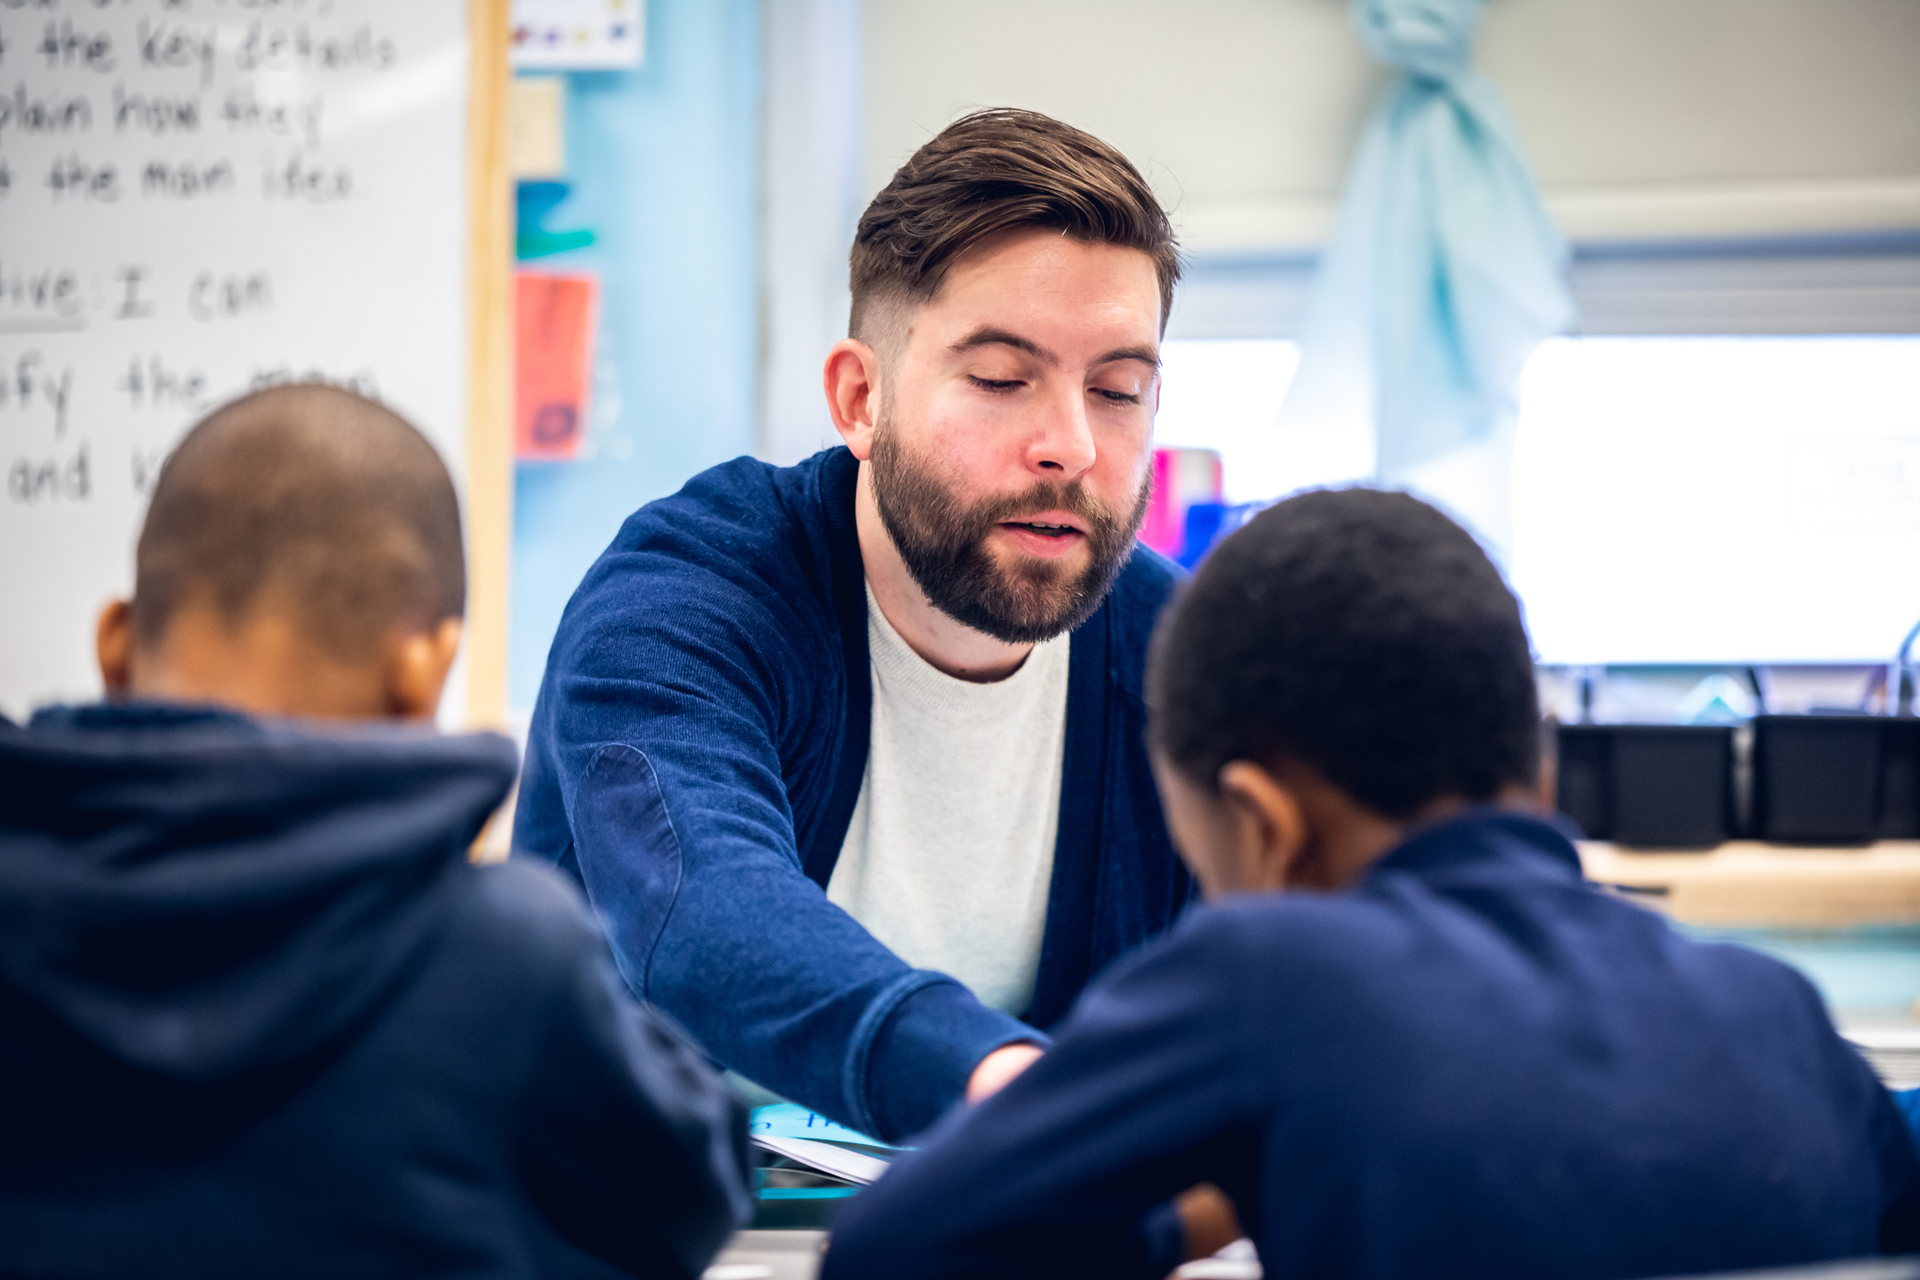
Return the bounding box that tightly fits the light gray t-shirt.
[826,584,1070,1016]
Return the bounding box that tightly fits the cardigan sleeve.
[519,551,1035,1143]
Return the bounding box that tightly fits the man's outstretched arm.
[522,576,1036,1142]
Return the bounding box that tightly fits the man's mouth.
[1004,520,1081,539]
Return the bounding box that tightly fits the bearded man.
[515,109,1193,1144]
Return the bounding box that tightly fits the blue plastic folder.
[750,1104,895,1151]
[749,1105,898,1207]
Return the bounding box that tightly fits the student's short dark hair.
[1147,489,1539,820]
[132,384,464,662]
[850,108,1181,338]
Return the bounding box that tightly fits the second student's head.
[1146,489,1541,899]
[96,383,465,723]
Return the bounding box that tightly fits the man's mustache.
[966,482,1125,534]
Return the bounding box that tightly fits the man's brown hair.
[850,108,1181,340]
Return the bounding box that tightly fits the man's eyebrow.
[1094,345,1161,370]
[949,328,1161,372]
[949,327,1060,368]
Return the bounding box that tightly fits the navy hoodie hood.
[0,702,518,1122]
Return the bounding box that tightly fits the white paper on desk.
[752,1134,891,1185]
[1845,1026,1920,1090]
[1177,1237,1262,1280]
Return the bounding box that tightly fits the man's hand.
[965,1042,1044,1103]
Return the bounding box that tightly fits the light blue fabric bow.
[1280,0,1575,482]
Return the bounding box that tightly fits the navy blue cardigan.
[515,447,1194,1141]
[824,812,1920,1280]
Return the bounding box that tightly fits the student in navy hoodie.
[0,385,751,1279]
[823,488,1920,1280]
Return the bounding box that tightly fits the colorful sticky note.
[514,271,597,461]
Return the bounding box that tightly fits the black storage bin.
[1553,724,1735,847]
[1610,725,1735,847]
[1554,724,1613,839]
[1880,720,1920,840]
[1751,714,1883,844]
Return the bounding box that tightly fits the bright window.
[1153,334,1920,667]
[1511,336,1920,665]
[1152,340,1305,504]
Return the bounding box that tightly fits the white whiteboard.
[0,0,473,723]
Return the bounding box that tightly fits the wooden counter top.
[1579,841,1920,928]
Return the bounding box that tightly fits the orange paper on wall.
[514,271,598,460]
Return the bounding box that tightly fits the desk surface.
[1579,841,1920,927]
[702,1232,1919,1280]
[708,1231,825,1280]
[703,1231,1267,1280]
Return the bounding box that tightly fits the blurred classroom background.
[507,0,1920,725]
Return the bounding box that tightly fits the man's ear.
[1215,760,1310,893]
[823,337,882,460]
[96,599,135,697]
[384,617,463,721]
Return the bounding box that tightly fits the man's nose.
[1024,386,1097,482]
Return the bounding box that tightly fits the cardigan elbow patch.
[573,744,686,999]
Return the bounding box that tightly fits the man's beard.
[869,420,1152,645]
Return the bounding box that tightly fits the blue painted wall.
[510,0,761,714]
